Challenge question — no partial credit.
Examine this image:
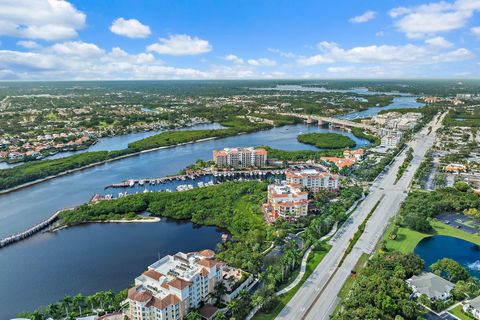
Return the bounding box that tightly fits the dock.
[106,169,287,189]
[0,208,71,249]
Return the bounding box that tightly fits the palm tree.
[61,295,73,317]
[87,294,96,313]
[227,299,241,316]
[73,293,84,316]
[186,310,201,320]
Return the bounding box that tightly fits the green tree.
[430,258,469,283]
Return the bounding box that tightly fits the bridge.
[281,113,375,131]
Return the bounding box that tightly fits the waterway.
[414,235,480,278]
[254,84,425,120]
[0,123,369,239]
[0,123,224,170]
[0,219,223,318]
[0,87,422,317]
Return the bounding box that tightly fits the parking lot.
[437,213,480,234]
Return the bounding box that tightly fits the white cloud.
[110,18,151,39]
[224,54,244,64]
[349,11,377,24]
[52,41,104,58]
[472,26,480,37]
[327,66,354,74]
[0,0,85,40]
[0,41,286,80]
[147,34,212,56]
[376,31,385,37]
[297,41,473,66]
[425,36,454,48]
[390,0,480,38]
[247,58,277,66]
[268,48,297,58]
[17,41,40,49]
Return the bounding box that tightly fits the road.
[276,113,445,320]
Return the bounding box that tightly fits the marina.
[0,97,416,317]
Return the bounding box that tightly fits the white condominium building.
[381,134,401,148]
[285,169,339,192]
[125,250,222,320]
[212,147,267,168]
[263,181,308,222]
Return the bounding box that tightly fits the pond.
[414,235,480,278]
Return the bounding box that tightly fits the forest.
[297,133,356,149]
[59,181,269,272]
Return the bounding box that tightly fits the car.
[445,221,450,224]
[456,225,461,229]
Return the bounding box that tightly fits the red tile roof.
[143,269,164,281]
[168,278,192,290]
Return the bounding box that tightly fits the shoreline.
[0,136,220,195]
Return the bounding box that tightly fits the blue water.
[0,90,423,317]
[0,219,222,318]
[253,84,425,120]
[414,235,480,278]
[0,123,224,170]
[0,124,369,239]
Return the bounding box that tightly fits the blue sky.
[0,0,479,80]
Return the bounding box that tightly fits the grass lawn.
[384,220,480,253]
[449,304,474,320]
[252,244,331,320]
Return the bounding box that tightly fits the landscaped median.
[338,198,382,267]
[252,245,331,320]
[384,219,480,253]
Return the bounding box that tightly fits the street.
[276,113,445,320]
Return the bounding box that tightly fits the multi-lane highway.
[276,113,445,320]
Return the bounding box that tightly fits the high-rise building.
[263,181,308,223]
[125,250,222,320]
[212,147,267,168]
[285,169,339,192]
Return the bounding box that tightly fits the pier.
[0,208,70,249]
[106,169,288,189]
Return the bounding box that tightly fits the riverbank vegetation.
[59,181,269,272]
[17,289,128,320]
[333,251,424,320]
[256,146,342,162]
[297,133,356,149]
[350,128,380,146]
[0,117,272,191]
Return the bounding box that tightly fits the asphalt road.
[276,113,445,320]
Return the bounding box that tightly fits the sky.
[0,0,479,80]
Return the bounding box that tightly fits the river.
[0,87,420,317]
[0,219,223,319]
[0,123,224,170]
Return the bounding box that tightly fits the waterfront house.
[463,295,480,319]
[407,272,454,301]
